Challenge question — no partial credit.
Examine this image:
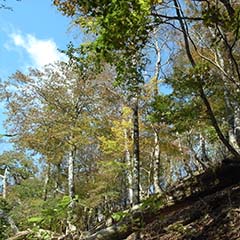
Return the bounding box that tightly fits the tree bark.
[199,133,209,162]
[124,128,133,206]
[234,106,240,147]
[214,40,240,154]
[66,150,77,234]
[132,98,140,205]
[7,231,30,240]
[7,215,19,235]
[152,38,162,194]
[43,164,50,201]
[220,0,235,18]
[0,208,19,235]
[152,131,161,193]
[0,167,8,199]
[68,150,75,200]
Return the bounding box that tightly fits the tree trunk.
[0,167,8,199]
[132,98,140,205]
[234,106,240,147]
[173,0,240,160]
[124,128,133,206]
[0,208,19,235]
[152,38,162,194]
[220,0,235,18]
[152,131,161,193]
[7,215,19,235]
[68,150,75,200]
[214,44,240,154]
[153,37,161,97]
[187,134,207,170]
[43,164,50,201]
[66,150,76,234]
[199,133,209,162]
[227,105,240,154]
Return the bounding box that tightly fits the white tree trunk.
[43,164,50,201]
[211,28,240,155]
[153,131,161,194]
[7,215,19,234]
[124,128,133,206]
[0,167,8,199]
[0,167,19,234]
[152,38,162,194]
[68,151,74,200]
[233,106,240,152]
[66,150,77,234]
[0,209,19,234]
[199,133,209,162]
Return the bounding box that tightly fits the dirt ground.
[137,184,240,240]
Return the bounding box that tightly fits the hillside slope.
[137,184,240,240]
[8,161,240,240]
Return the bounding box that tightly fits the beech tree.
[54,0,240,161]
[1,0,240,239]
[1,60,128,232]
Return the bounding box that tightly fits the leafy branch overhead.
[54,0,162,86]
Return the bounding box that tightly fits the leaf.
[28,216,44,224]
[111,211,129,222]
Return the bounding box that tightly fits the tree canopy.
[1,0,240,239]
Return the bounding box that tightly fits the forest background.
[0,0,240,239]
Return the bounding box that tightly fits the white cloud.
[10,32,66,68]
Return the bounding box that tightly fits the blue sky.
[0,0,173,153]
[0,0,74,152]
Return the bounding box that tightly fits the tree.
[59,0,240,161]
[0,150,36,198]
[1,60,129,233]
[53,0,154,207]
[3,0,240,238]
[0,150,37,237]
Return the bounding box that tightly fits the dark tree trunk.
[173,0,240,160]
[132,98,140,205]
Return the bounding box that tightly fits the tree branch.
[0,134,17,137]
[152,13,203,21]
[173,0,240,160]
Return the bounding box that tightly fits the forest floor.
[8,163,240,240]
[127,184,240,240]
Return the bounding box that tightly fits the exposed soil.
[138,184,240,240]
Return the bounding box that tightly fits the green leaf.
[28,216,44,224]
[112,211,129,222]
